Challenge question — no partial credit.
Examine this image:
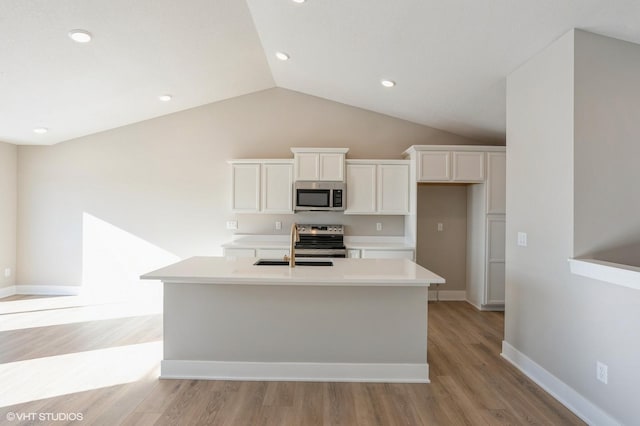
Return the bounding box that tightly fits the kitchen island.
[141,256,444,383]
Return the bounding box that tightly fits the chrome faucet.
[284,223,300,267]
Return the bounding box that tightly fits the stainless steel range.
[294,224,346,258]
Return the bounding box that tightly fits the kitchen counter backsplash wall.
[16,87,484,289]
[233,213,404,236]
[0,141,17,291]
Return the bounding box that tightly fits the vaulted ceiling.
[2,0,640,145]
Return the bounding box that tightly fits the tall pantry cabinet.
[404,145,506,311]
[466,151,506,310]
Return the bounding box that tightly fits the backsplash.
[229,213,405,236]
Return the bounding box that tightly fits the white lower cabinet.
[485,216,506,305]
[361,249,414,260]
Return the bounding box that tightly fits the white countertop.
[141,256,444,287]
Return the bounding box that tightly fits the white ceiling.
[2,0,640,145]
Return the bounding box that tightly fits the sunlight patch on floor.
[0,341,161,407]
[0,296,162,332]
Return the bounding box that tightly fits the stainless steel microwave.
[294,181,346,211]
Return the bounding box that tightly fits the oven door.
[294,249,346,258]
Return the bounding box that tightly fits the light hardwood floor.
[0,296,584,425]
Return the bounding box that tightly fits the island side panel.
[162,282,428,381]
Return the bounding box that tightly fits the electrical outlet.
[517,232,528,247]
[596,361,608,384]
[437,223,444,232]
[275,221,282,230]
[226,221,238,230]
[3,268,10,278]
[376,222,383,231]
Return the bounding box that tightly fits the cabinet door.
[486,152,506,214]
[418,151,451,181]
[452,151,485,182]
[295,153,320,181]
[319,153,345,181]
[231,164,260,212]
[345,164,376,214]
[362,249,414,260]
[377,164,410,214]
[485,216,505,305]
[262,163,293,214]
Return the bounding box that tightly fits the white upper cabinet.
[452,151,485,182]
[486,152,506,214]
[229,160,293,214]
[345,163,377,214]
[345,160,410,215]
[231,163,260,212]
[262,163,294,213]
[418,151,451,181]
[378,164,410,214]
[409,146,490,183]
[291,148,348,181]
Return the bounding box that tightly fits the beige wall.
[506,30,640,424]
[416,184,467,291]
[16,88,480,288]
[0,141,17,289]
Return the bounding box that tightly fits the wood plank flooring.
[0,296,584,425]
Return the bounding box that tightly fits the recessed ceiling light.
[68,29,92,43]
[381,79,396,88]
[33,127,48,134]
[158,94,172,102]
[275,51,290,61]
[292,0,306,3]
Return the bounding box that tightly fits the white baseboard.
[428,289,466,301]
[464,299,505,311]
[0,286,16,299]
[161,360,429,383]
[15,285,82,296]
[501,341,619,426]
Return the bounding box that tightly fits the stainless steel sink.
[254,259,333,266]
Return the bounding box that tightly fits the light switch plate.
[3,268,10,278]
[226,221,238,230]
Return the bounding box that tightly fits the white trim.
[569,258,640,291]
[428,289,466,301]
[501,341,620,426]
[464,298,505,311]
[15,285,82,296]
[402,145,506,157]
[227,159,293,165]
[290,147,349,154]
[0,286,16,299]
[161,360,429,383]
